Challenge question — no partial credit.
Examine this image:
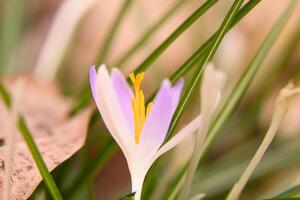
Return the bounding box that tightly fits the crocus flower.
[90,64,221,199]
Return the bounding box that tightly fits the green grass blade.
[133,0,219,74]
[0,0,24,73]
[71,0,261,115]
[0,82,11,107]
[167,0,244,140]
[176,1,245,198]
[0,83,63,200]
[200,0,298,165]
[64,139,118,199]
[265,184,300,199]
[115,0,187,67]
[96,0,132,65]
[18,118,63,200]
[169,0,262,84]
[71,0,220,113]
[191,138,300,198]
[145,0,262,104]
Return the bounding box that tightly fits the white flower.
[90,64,223,199]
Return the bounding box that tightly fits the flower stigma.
[129,72,153,144]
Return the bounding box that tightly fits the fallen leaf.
[0,76,93,199]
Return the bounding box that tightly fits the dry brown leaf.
[0,76,92,199]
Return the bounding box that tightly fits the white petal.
[201,63,225,118]
[152,115,203,163]
[94,65,135,171]
[130,114,203,199]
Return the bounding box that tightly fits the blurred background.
[1,0,300,199]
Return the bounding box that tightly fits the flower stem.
[177,0,244,199]
[226,82,300,200]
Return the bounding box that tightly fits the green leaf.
[200,0,299,166]
[115,0,187,67]
[190,138,300,198]
[119,192,135,200]
[64,139,118,199]
[146,0,262,103]
[71,0,219,113]
[18,117,63,200]
[264,184,300,199]
[0,81,11,108]
[96,0,133,65]
[0,83,63,200]
[168,0,263,84]
[175,0,245,198]
[168,0,244,141]
[133,0,219,74]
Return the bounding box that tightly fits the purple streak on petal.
[170,78,184,113]
[111,68,134,132]
[137,80,174,162]
[89,65,99,107]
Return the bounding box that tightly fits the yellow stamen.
[129,72,153,144]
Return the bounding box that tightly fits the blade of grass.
[176,1,245,199]
[200,0,298,166]
[146,0,262,104]
[96,0,133,65]
[64,138,118,199]
[168,0,262,84]
[18,118,63,200]
[133,0,220,74]
[0,82,11,107]
[167,0,244,139]
[0,0,24,73]
[265,184,300,199]
[71,0,261,115]
[164,0,294,197]
[114,0,187,67]
[191,138,300,198]
[0,82,63,200]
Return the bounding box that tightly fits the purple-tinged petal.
[111,68,134,132]
[136,80,174,163]
[89,65,135,174]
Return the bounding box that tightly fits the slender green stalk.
[18,118,63,200]
[0,0,24,73]
[146,0,262,104]
[115,0,187,67]
[266,184,300,199]
[176,1,244,199]
[64,139,118,199]
[168,0,262,84]
[190,138,300,197]
[133,0,219,74]
[200,0,298,167]
[168,0,244,141]
[168,2,297,195]
[0,82,63,200]
[3,80,23,200]
[0,82,11,107]
[96,0,132,65]
[71,0,261,115]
